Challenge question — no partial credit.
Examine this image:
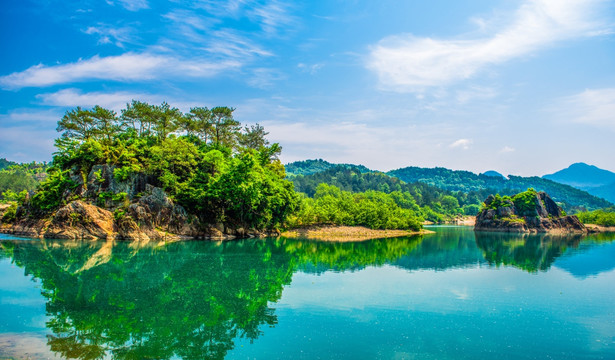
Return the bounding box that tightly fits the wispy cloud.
[247,68,286,89]
[449,138,473,150]
[367,0,613,92]
[36,88,156,110]
[0,53,240,89]
[500,146,515,153]
[249,0,296,35]
[205,29,274,59]
[83,24,138,48]
[553,88,615,131]
[110,0,149,12]
[298,62,324,74]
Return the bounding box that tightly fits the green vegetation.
[512,188,538,216]
[0,161,48,202]
[289,164,483,222]
[389,166,612,212]
[285,159,371,176]
[287,184,422,230]
[576,207,615,226]
[14,101,298,231]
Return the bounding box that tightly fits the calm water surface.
[0,226,614,359]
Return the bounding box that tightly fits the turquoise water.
[0,227,614,359]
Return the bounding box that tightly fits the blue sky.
[1,0,614,176]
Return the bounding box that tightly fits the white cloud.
[249,1,296,35]
[37,88,154,110]
[367,0,613,92]
[449,138,473,150]
[205,30,273,59]
[84,24,137,48]
[500,146,515,153]
[455,86,498,104]
[298,63,324,74]
[0,53,241,89]
[115,0,149,11]
[0,109,61,125]
[554,88,615,131]
[247,68,286,89]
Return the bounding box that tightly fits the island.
[0,102,427,242]
[474,189,587,233]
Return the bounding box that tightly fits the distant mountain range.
[285,159,613,211]
[285,159,371,176]
[542,163,615,204]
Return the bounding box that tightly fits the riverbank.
[585,224,615,233]
[280,225,433,242]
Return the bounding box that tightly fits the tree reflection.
[475,232,583,272]
[0,235,427,359]
[1,239,295,359]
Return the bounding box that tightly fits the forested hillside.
[0,162,48,201]
[289,165,484,222]
[388,166,611,212]
[285,159,371,176]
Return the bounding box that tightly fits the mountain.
[543,163,615,204]
[285,159,371,176]
[481,170,505,178]
[387,166,612,211]
[543,163,615,189]
[589,183,615,204]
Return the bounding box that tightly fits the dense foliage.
[576,207,615,226]
[21,101,298,230]
[287,184,422,230]
[285,159,371,176]
[289,164,483,221]
[388,166,612,212]
[0,158,17,170]
[0,162,48,202]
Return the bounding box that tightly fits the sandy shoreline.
[280,225,433,242]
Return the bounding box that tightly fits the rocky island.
[474,189,587,233]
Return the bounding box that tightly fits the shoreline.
[280,225,434,242]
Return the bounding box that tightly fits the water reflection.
[1,239,296,360]
[0,229,613,359]
[475,232,583,272]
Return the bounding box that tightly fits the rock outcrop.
[474,191,587,233]
[45,201,116,240]
[1,165,279,241]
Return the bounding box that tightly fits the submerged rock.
[474,190,587,233]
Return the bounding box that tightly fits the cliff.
[474,190,587,233]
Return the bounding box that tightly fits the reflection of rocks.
[475,231,582,272]
[475,191,587,233]
[0,238,296,360]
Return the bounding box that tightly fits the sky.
[1,0,614,176]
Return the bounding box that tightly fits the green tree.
[210,106,240,147]
[57,106,96,141]
[185,107,213,142]
[239,123,270,150]
[152,102,181,142]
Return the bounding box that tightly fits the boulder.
[45,201,115,240]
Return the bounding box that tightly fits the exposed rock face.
[45,201,116,240]
[1,165,280,241]
[475,191,587,233]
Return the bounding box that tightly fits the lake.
[1,226,614,359]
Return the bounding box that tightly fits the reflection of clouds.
[0,333,62,360]
[450,288,470,300]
